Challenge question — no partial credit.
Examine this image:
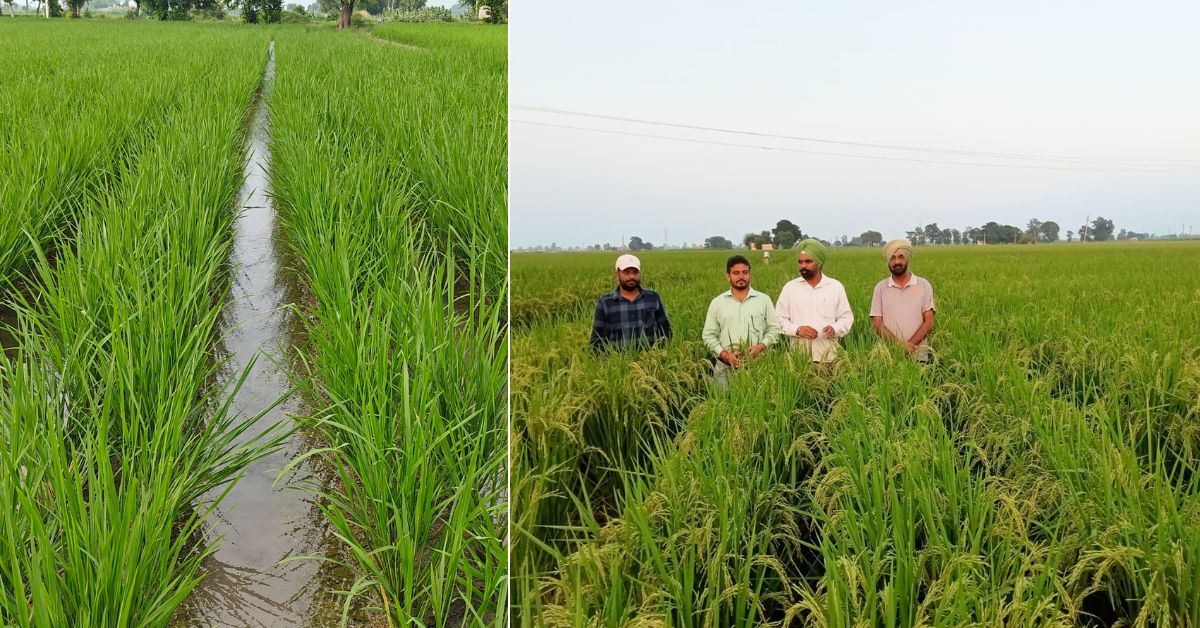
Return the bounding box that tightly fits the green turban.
[796,239,828,266]
[883,239,913,261]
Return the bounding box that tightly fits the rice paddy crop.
[268,23,508,625]
[2,19,507,627]
[512,242,1200,626]
[0,21,280,626]
[0,21,230,288]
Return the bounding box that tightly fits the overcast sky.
[509,1,1200,248]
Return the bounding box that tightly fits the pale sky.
[509,1,1200,248]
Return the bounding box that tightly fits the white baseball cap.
[615,254,641,270]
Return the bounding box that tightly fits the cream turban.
[884,239,913,261]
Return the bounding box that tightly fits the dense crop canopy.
[513,243,1200,627]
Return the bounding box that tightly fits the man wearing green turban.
[775,239,854,363]
[870,239,936,362]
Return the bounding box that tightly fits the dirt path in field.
[172,41,353,628]
[364,29,423,51]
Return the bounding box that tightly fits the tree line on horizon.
[517,215,1186,253]
[697,216,1144,250]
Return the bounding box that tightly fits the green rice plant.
[513,243,1200,626]
[0,23,281,626]
[0,21,257,289]
[268,23,507,626]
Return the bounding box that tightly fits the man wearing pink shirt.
[870,239,936,362]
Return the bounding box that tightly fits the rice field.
[1,19,506,627]
[269,22,508,625]
[511,242,1200,627]
[0,21,276,626]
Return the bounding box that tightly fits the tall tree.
[906,226,925,245]
[1025,218,1043,241]
[1039,221,1060,242]
[774,229,799,249]
[1090,216,1115,241]
[704,236,733,250]
[772,220,804,245]
[141,0,167,18]
[627,236,654,251]
[923,223,941,245]
[859,230,883,247]
[1066,230,1074,243]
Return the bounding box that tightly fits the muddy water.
[0,306,16,359]
[173,42,350,627]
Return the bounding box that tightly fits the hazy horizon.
[510,1,1200,249]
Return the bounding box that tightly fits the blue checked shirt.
[590,288,673,351]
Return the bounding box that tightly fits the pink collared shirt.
[870,273,936,360]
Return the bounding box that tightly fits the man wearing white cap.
[590,254,673,351]
[870,239,936,362]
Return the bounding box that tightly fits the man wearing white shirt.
[775,239,854,363]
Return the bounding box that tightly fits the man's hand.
[903,340,918,353]
[719,349,743,368]
[749,343,767,358]
[797,326,819,340]
[822,325,836,339]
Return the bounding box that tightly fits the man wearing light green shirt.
[703,255,782,384]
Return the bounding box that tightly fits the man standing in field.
[870,239,936,362]
[702,255,782,384]
[775,239,854,363]
[590,254,673,351]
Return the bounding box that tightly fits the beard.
[621,278,641,291]
[732,279,748,290]
[890,263,908,276]
[799,268,815,279]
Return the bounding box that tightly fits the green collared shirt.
[702,287,782,357]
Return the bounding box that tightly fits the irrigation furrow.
[168,40,353,628]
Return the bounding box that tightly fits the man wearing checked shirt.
[702,255,782,383]
[590,254,673,351]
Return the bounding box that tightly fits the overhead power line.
[512,119,1200,173]
[513,104,1200,168]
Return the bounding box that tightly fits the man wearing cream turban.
[870,239,936,362]
[775,239,854,363]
